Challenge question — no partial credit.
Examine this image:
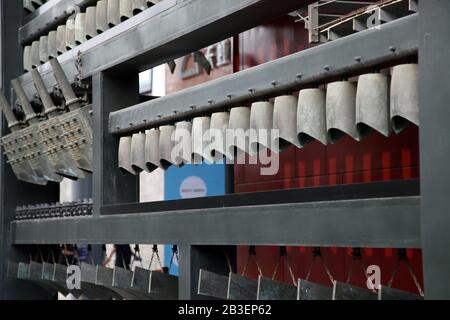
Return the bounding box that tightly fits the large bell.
[118,136,134,175]
[273,95,300,152]
[257,276,297,300]
[31,40,40,68]
[297,88,328,147]
[226,106,251,161]
[145,129,161,173]
[326,81,360,143]
[96,0,109,34]
[132,0,147,15]
[74,13,86,45]
[227,272,258,300]
[390,64,419,133]
[39,35,49,64]
[23,45,32,72]
[332,281,378,300]
[65,18,76,50]
[159,125,178,169]
[85,6,97,41]
[107,0,121,27]
[379,285,423,300]
[80,263,122,300]
[56,25,67,55]
[207,111,229,162]
[197,269,229,300]
[131,132,147,174]
[192,116,213,164]
[173,121,192,165]
[249,101,274,154]
[297,279,333,300]
[120,0,133,22]
[356,73,391,138]
[47,31,58,59]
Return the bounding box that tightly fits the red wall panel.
[234,16,423,295]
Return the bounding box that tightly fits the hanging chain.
[169,245,179,271]
[346,248,370,284]
[149,245,164,271]
[306,247,335,285]
[271,246,296,286]
[388,249,424,297]
[241,246,262,277]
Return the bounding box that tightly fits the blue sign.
[164,163,226,275]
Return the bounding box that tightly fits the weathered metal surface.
[297,279,333,300]
[332,281,378,300]
[379,286,423,300]
[80,262,122,300]
[198,269,228,300]
[227,273,258,300]
[257,276,297,300]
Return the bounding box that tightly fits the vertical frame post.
[92,71,139,216]
[419,0,450,299]
[0,0,59,299]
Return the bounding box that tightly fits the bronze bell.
[131,132,147,174]
[356,73,391,138]
[118,136,134,175]
[226,106,251,161]
[326,81,360,143]
[145,129,161,173]
[273,95,300,152]
[390,64,419,133]
[249,101,274,154]
[297,88,328,147]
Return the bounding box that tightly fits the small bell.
[107,0,121,27]
[85,6,97,41]
[208,111,230,162]
[390,64,419,133]
[23,45,32,72]
[192,116,212,164]
[173,121,192,165]
[74,13,86,45]
[130,133,147,174]
[65,18,76,50]
[226,106,251,161]
[273,95,300,152]
[47,31,58,59]
[297,88,328,146]
[96,0,109,34]
[120,0,133,22]
[159,125,178,169]
[326,81,360,143]
[356,73,391,138]
[144,129,160,173]
[31,40,41,68]
[118,136,134,175]
[56,25,67,55]
[249,101,274,154]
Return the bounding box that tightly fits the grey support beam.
[419,0,450,300]
[109,14,419,135]
[16,0,304,101]
[20,0,99,45]
[11,196,421,248]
